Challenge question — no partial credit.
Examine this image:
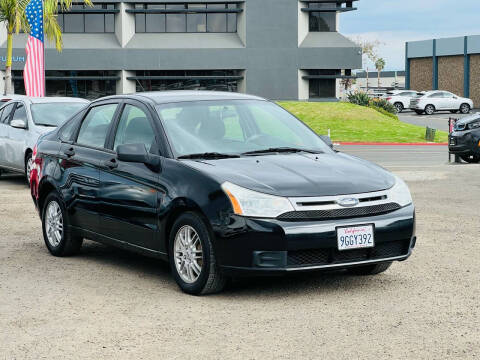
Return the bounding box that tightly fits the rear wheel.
[169,212,226,295]
[394,102,404,113]
[347,262,392,275]
[460,103,471,114]
[42,192,83,256]
[424,104,435,115]
[460,154,480,163]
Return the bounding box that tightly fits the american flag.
[24,0,45,97]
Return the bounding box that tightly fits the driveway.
[1,157,479,359]
[398,110,479,132]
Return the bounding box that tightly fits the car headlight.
[388,175,413,207]
[221,182,294,218]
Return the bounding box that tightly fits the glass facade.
[133,70,242,92]
[308,3,336,32]
[13,71,117,100]
[134,3,238,33]
[57,4,116,33]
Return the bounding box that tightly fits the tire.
[347,262,392,275]
[25,152,33,184]
[414,110,424,115]
[460,103,471,114]
[168,212,226,295]
[424,104,435,115]
[394,102,404,113]
[460,154,480,163]
[42,192,83,256]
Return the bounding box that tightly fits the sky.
[340,0,480,71]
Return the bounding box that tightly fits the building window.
[305,70,339,98]
[57,3,117,33]
[13,71,118,100]
[306,3,336,32]
[130,70,243,92]
[132,3,239,33]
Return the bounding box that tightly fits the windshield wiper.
[178,152,241,160]
[242,147,323,156]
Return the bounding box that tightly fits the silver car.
[0,97,89,182]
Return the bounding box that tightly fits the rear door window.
[0,103,14,124]
[76,104,118,149]
[11,102,27,125]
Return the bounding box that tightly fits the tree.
[350,37,382,92]
[0,0,91,95]
[375,58,386,89]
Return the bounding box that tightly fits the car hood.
[182,152,395,197]
[455,114,480,126]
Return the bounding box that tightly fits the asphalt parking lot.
[1,148,479,359]
[398,109,480,132]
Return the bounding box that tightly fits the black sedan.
[30,91,416,295]
[449,114,480,163]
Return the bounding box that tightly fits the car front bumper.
[214,204,416,276]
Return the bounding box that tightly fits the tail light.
[386,97,392,101]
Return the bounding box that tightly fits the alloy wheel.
[394,103,403,113]
[460,104,470,114]
[45,201,64,247]
[425,105,435,115]
[174,225,204,283]
[26,156,34,184]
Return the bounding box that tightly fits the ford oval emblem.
[337,198,359,207]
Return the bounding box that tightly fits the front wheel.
[169,212,226,295]
[460,154,480,163]
[460,103,471,114]
[424,105,435,115]
[347,262,392,275]
[42,192,83,256]
[25,152,33,184]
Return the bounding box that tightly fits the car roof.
[96,91,267,105]
[22,96,90,104]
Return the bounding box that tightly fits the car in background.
[0,94,27,103]
[449,113,480,163]
[30,91,416,295]
[0,97,89,182]
[382,90,418,113]
[409,91,473,115]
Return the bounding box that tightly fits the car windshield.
[31,102,86,127]
[156,100,332,157]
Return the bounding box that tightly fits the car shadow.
[0,173,27,186]
[76,240,390,297]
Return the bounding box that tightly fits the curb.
[337,142,448,146]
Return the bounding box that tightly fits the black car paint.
[32,93,415,275]
[449,115,480,156]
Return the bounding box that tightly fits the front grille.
[277,203,401,221]
[287,240,410,267]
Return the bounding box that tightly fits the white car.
[409,91,473,115]
[0,97,89,182]
[382,90,418,113]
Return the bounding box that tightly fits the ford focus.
[30,91,416,295]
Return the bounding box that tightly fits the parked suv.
[382,90,418,113]
[30,91,416,295]
[0,97,89,182]
[409,91,473,115]
[449,114,480,163]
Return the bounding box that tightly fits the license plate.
[337,225,374,251]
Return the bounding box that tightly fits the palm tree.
[0,0,91,95]
[375,58,386,90]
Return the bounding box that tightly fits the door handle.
[104,158,118,169]
[64,147,75,157]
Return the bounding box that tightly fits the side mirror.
[320,135,334,149]
[117,143,161,172]
[10,119,26,129]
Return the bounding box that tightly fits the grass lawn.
[278,101,448,143]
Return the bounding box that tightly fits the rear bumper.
[215,204,416,276]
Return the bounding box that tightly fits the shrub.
[369,105,398,120]
[347,91,370,107]
[370,98,397,115]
